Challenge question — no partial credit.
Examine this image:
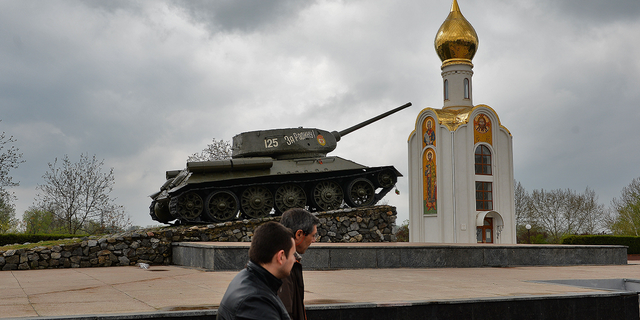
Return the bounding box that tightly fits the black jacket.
[217,261,290,320]
[278,253,306,320]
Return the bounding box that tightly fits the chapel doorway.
[476,217,493,243]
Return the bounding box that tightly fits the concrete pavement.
[1,261,639,319]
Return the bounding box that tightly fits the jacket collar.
[247,260,283,294]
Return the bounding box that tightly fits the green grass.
[0,238,83,251]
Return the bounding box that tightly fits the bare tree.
[188,138,232,162]
[514,181,531,227]
[0,123,24,233]
[528,187,607,243]
[577,187,607,234]
[529,189,567,243]
[610,177,640,236]
[94,204,131,234]
[0,126,24,190]
[0,189,18,233]
[35,154,130,234]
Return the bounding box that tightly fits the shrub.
[396,220,409,242]
[561,235,640,254]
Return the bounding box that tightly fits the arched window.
[464,78,470,99]
[444,79,449,100]
[474,145,491,175]
[475,182,493,211]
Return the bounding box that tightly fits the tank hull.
[150,156,401,224]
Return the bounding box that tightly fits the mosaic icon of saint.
[423,149,437,214]
[423,119,435,146]
[475,114,489,133]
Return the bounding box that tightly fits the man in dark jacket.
[217,221,296,320]
[278,208,320,320]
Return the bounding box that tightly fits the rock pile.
[0,232,170,271]
[166,205,398,243]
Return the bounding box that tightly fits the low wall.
[0,206,397,271]
[173,242,629,271]
[0,233,172,271]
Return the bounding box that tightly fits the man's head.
[280,208,320,254]
[249,221,296,279]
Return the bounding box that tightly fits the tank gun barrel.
[332,102,412,141]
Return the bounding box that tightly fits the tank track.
[150,167,398,224]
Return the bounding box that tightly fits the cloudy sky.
[1,0,639,228]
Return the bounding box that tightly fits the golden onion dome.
[434,0,479,64]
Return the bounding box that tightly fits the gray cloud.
[0,0,638,227]
[171,0,315,34]
[554,0,640,23]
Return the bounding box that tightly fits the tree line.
[0,124,131,236]
[515,178,640,243]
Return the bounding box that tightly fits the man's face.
[296,225,317,254]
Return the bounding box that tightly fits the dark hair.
[280,208,320,235]
[249,221,294,265]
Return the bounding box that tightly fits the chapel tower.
[407,0,516,243]
[435,0,478,110]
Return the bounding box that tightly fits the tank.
[149,102,412,224]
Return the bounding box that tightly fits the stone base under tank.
[166,205,398,243]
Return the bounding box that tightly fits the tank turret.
[150,102,412,224]
[231,102,412,160]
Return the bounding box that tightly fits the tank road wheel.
[275,184,307,214]
[152,200,173,223]
[149,201,159,221]
[204,191,239,222]
[312,181,344,211]
[169,191,204,222]
[376,169,397,188]
[240,186,274,219]
[346,178,376,207]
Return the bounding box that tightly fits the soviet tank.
[149,102,412,224]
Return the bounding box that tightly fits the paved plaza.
[1,261,639,318]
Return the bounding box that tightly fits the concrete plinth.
[172,242,628,271]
